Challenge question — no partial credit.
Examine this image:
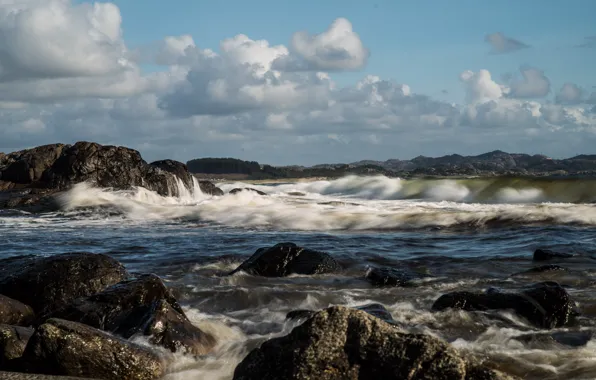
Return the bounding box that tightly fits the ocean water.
[1,175,596,380]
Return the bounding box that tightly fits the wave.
[47,176,596,230]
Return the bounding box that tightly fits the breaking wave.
[47,175,596,230]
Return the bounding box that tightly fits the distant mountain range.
[188,151,596,179]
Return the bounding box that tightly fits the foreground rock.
[44,274,216,356]
[234,306,513,380]
[365,267,422,287]
[228,242,342,277]
[0,325,33,369]
[431,281,575,329]
[287,303,396,325]
[229,188,267,196]
[0,142,223,210]
[0,373,95,379]
[0,253,128,315]
[533,248,573,261]
[0,295,35,326]
[22,319,165,380]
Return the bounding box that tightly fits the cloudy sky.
[1,0,595,165]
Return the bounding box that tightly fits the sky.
[1,0,595,165]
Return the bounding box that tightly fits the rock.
[150,160,193,191]
[0,295,35,326]
[22,318,165,380]
[43,274,216,356]
[431,281,575,329]
[229,188,267,196]
[0,253,128,315]
[513,264,567,275]
[365,267,421,287]
[234,306,513,380]
[513,330,593,348]
[287,303,395,324]
[533,248,573,261]
[0,325,34,369]
[228,242,341,277]
[0,144,67,185]
[197,180,224,196]
[0,373,96,380]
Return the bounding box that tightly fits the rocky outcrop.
[0,325,33,369]
[431,282,575,329]
[365,267,422,287]
[1,142,223,211]
[287,303,396,325]
[533,248,573,261]
[234,306,513,380]
[44,274,216,355]
[22,318,165,380]
[229,188,267,196]
[197,180,224,196]
[0,296,34,326]
[0,253,128,315]
[228,242,341,277]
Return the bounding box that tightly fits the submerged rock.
[432,281,575,329]
[229,188,267,196]
[533,248,573,261]
[365,267,421,287]
[513,264,567,275]
[228,242,341,277]
[197,180,224,196]
[22,318,165,380]
[234,306,513,380]
[44,274,216,356]
[0,325,34,369]
[0,253,128,315]
[0,295,35,326]
[514,330,593,348]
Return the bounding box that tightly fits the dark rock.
[0,373,96,379]
[533,248,573,261]
[0,144,67,185]
[234,306,513,380]
[0,253,128,315]
[514,330,593,348]
[0,325,34,369]
[228,242,341,277]
[150,160,193,191]
[229,188,267,196]
[0,295,34,326]
[431,282,575,329]
[44,274,216,356]
[513,264,567,275]
[287,303,395,324]
[197,180,224,196]
[22,318,165,380]
[365,267,420,287]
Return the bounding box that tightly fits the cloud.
[556,83,584,105]
[507,67,550,98]
[273,18,369,71]
[460,69,506,104]
[485,32,530,54]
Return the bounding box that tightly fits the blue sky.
[1,0,596,164]
[112,0,596,103]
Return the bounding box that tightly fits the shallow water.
[1,175,596,379]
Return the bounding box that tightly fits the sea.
[1,175,596,380]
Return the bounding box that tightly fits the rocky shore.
[1,242,582,379]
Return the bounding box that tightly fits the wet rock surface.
[0,295,35,326]
[22,318,165,380]
[234,306,513,380]
[229,188,267,196]
[431,281,575,329]
[45,274,216,355]
[0,325,34,369]
[365,266,422,287]
[287,303,396,325]
[533,248,573,261]
[196,180,224,196]
[229,242,342,277]
[0,253,128,315]
[150,160,193,192]
[0,372,96,379]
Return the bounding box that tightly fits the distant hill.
[187,151,596,179]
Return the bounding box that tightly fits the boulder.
[0,295,35,326]
[431,282,575,329]
[0,144,67,185]
[0,325,34,369]
[228,242,341,277]
[229,188,267,196]
[533,248,573,261]
[0,373,95,379]
[233,306,513,380]
[22,318,165,380]
[287,303,396,325]
[150,160,193,191]
[0,253,128,315]
[365,267,421,287]
[197,180,224,196]
[44,274,216,356]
